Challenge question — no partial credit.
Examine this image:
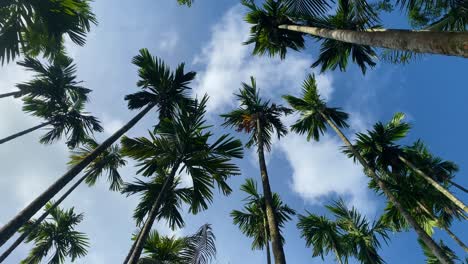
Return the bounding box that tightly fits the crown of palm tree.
[242,0,306,59]
[0,0,97,63]
[22,95,103,148]
[122,95,243,214]
[68,138,127,191]
[283,74,349,141]
[125,48,196,124]
[16,56,91,101]
[19,202,89,264]
[231,178,295,250]
[139,224,216,264]
[221,76,292,151]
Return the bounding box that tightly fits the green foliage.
[20,202,89,264]
[0,0,97,64]
[419,240,459,264]
[242,0,305,60]
[139,224,216,263]
[68,138,127,191]
[298,199,389,264]
[221,76,292,151]
[283,74,349,141]
[231,178,296,250]
[177,0,194,6]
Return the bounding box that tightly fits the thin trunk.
[0,122,51,145]
[0,174,88,263]
[256,118,286,264]
[417,202,468,252]
[333,248,343,264]
[319,111,451,264]
[264,215,271,264]
[125,164,180,264]
[123,230,143,264]
[449,180,468,194]
[0,91,21,99]
[277,25,468,58]
[0,103,156,247]
[399,156,468,213]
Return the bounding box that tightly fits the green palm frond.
[419,239,459,264]
[182,224,217,264]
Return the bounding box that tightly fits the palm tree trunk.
[449,180,468,194]
[0,103,156,248]
[125,164,180,264]
[0,122,51,144]
[256,118,286,264]
[417,201,468,252]
[0,91,21,99]
[277,25,468,58]
[123,230,143,264]
[0,174,88,263]
[264,215,272,264]
[398,156,468,213]
[319,111,451,264]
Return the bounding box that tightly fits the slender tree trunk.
[0,91,21,99]
[277,25,468,58]
[0,174,88,263]
[256,118,286,264]
[125,164,180,264]
[417,202,468,252]
[0,103,156,248]
[319,112,451,264]
[0,122,51,145]
[123,230,143,264]
[264,215,271,264]
[449,180,468,194]
[333,248,343,264]
[399,156,468,213]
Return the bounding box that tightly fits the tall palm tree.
[419,240,460,264]
[242,0,467,75]
[0,139,127,262]
[0,0,97,64]
[122,96,243,264]
[298,199,389,264]
[18,202,89,264]
[350,112,468,213]
[0,95,102,147]
[283,74,451,263]
[139,224,216,264]
[0,56,90,101]
[222,77,292,264]
[231,178,296,264]
[0,49,195,248]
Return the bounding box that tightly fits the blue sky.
[0,0,467,263]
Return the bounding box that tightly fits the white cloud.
[158,31,179,52]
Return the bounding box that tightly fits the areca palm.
[419,240,460,264]
[0,50,195,248]
[19,202,89,264]
[284,74,451,263]
[139,224,216,264]
[350,113,467,213]
[298,199,389,264]
[243,0,468,75]
[222,77,291,264]
[231,178,295,264]
[0,138,126,262]
[0,0,97,64]
[0,56,91,100]
[0,95,102,148]
[122,96,243,264]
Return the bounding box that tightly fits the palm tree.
[222,77,292,264]
[0,138,126,262]
[18,202,89,264]
[122,96,243,264]
[0,0,97,64]
[0,56,90,101]
[283,74,451,263]
[139,224,216,264]
[231,178,296,264]
[350,113,468,213]
[298,199,389,264]
[242,0,468,75]
[419,240,460,264]
[177,0,194,6]
[0,49,195,248]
